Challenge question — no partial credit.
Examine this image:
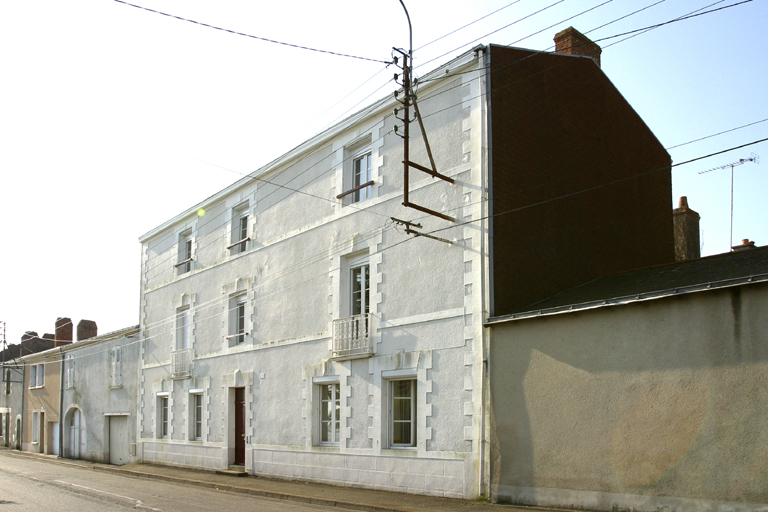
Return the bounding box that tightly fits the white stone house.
[137,32,676,500]
[61,325,140,465]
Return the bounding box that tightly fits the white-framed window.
[158,394,169,438]
[351,153,372,203]
[110,347,122,388]
[176,307,191,350]
[29,364,44,388]
[388,379,417,448]
[32,411,39,443]
[190,392,203,441]
[350,260,370,316]
[338,135,375,206]
[176,231,193,275]
[65,354,75,389]
[228,204,249,255]
[318,382,340,446]
[227,294,247,346]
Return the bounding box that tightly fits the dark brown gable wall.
[488,44,674,315]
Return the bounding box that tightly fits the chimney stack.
[732,239,757,252]
[54,317,73,347]
[673,196,701,261]
[554,27,602,67]
[77,320,98,341]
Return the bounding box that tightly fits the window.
[176,307,191,350]
[319,383,340,446]
[65,354,75,389]
[337,136,375,205]
[228,205,249,255]
[176,232,193,275]
[6,369,12,395]
[351,262,370,316]
[227,294,247,345]
[158,395,169,438]
[191,393,203,440]
[389,379,417,448]
[29,364,43,388]
[32,412,39,443]
[110,347,122,388]
[352,153,372,203]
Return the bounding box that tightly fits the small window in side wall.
[176,232,193,275]
[318,383,340,446]
[228,205,250,255]
[37,364,44,387]
[389,379,417,448]
[5,369,11,395]
[227,294,247,346]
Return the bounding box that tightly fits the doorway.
[109,416,128,465]
[234,387,245,466]
[68,408,82,459]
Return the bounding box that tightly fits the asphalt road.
[0,451,336,511]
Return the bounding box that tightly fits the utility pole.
[699,154,759,250]
[392,0,455,240]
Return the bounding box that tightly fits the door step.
[215,465,247,477]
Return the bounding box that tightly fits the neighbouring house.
[487,236,768,511]
[17,317,97,455]
[61,325,140,465]
[0,363,23,449]
[136,28,674,499]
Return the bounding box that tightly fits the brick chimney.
[77,320,98,341]
[673,196,701,261]
[554,27,602,67]
[54,317,73,347]
[732,239,757,252]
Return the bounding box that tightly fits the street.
[0,451,335,511]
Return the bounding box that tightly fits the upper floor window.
[29,364,44,388]
[351,261,370,316]
[337,135,374,206]
[176,307,191,350]
[65,354,75,389]
[228,204,250,255]
[110,347,122,388]
[227,294,247,346]
[176,232,193,275]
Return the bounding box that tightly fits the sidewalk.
[4,449,552,512]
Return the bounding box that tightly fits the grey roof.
[487,245,768,324]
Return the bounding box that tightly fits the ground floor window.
[389,379,416,448]
[157,395,169,438]
[319,383,340,446]
[192,393,203,440]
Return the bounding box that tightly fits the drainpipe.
[58,347,64,458]
[19,363,25,450]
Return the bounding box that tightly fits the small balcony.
[171,348,192,379]
[332,313,373,359]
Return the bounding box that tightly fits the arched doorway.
[64,407,85,459]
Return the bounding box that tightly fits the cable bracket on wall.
[391,217,453,245]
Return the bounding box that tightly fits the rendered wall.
[138,49,490,499]
[62,330,140,464]
[489,283,768,511]
[22,357,60,454]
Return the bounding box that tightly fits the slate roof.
[487,245,768,323]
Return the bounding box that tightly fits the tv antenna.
[698,153,758,250]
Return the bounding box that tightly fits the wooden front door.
[234,387,245,465]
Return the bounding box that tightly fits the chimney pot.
[732,239,756,252]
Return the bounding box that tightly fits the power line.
[112,0,390,64]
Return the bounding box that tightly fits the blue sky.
[1,0,765,344]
